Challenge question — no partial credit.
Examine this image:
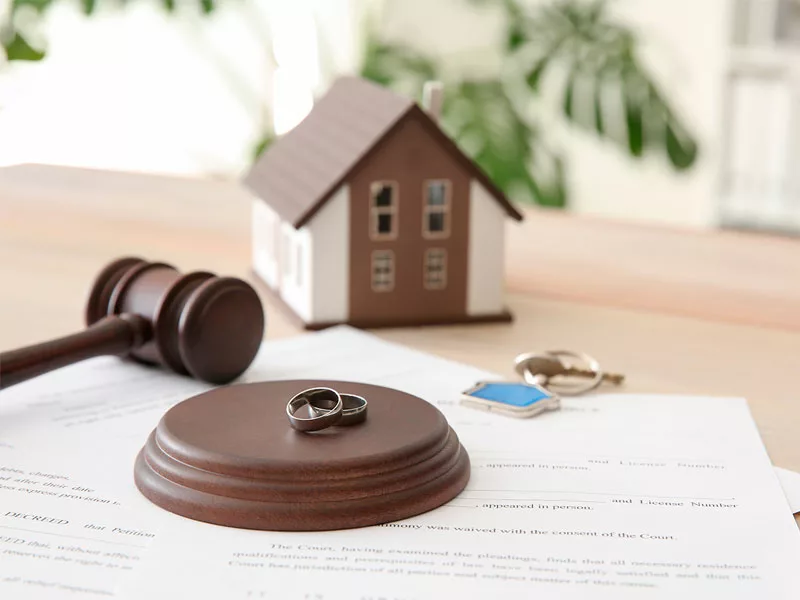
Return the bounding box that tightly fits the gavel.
[0,258,266,390]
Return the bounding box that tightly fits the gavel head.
[85,257,265,384]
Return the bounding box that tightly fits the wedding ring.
[310,393,368,426]
[339,394,368,426]
[286,387,343,432]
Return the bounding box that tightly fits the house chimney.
[423,81,444,123]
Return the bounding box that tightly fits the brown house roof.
[243,76,523,228]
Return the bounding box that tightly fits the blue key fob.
[461,381,561,418]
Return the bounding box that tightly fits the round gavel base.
[134,380,470,531]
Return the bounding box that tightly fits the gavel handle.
[0,314,152,390]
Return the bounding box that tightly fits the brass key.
[557,360,625,385]
[514,351,625,396]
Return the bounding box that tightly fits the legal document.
[2,327,799,598]
[0,446,154,598]
[775,467,800,514]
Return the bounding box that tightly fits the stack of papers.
[1,327,799,599]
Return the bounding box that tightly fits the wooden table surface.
[2,164,799,522]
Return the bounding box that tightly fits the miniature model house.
[245,76,523,329]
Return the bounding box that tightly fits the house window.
[370,181,398,239]
[424,249,447,290]
[371,250,395,292]
[423,180,451,238]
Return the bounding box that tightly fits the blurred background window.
[723,0,800,232]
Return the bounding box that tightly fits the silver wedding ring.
[286,387,343,432]
[312,393,368,426]
[286,388,369,432]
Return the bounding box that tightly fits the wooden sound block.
[134,380,470,531]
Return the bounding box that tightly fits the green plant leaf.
[536,154,568,208]
[551,156,568,207]
[200,0,215,14]
[563,67,577,120]
[525,57,548,91]
[518,0,698,171]
[624,85,644,157]
[161,0,176,11]
[253,131,275,161]
[666,121,698,170]
[3,31,45,61]
[11,0,53,13]
[81,0,96,15]
[441,79,566,207]
[360,34,437,98]
[507,23,526,51]
[593,72,605,136]
[501,0,530,51]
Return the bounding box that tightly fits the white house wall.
[251,199,280,289]
[467,179,505,316]
[309,185,350,323]
[252,198,313,323]
[278,221,312,323]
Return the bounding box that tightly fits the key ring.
[514,350,624,396]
